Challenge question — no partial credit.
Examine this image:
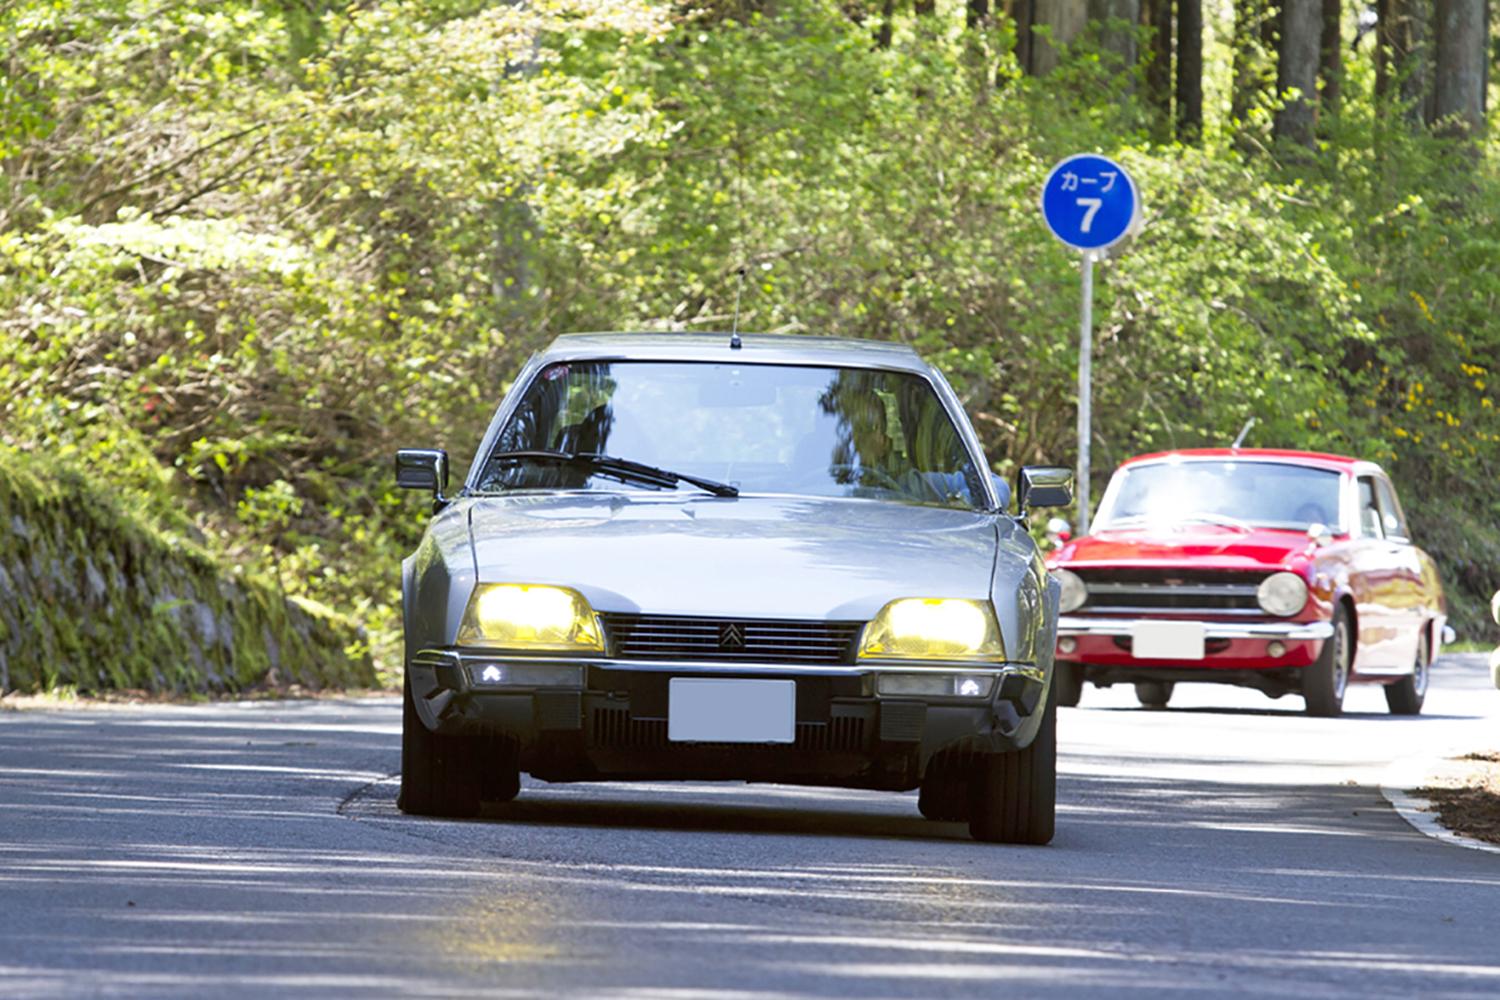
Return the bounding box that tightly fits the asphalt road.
[3,655,1498,998]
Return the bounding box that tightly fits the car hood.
[1054,525,1312,572]
[465,494,1001,620]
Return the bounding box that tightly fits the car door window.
[1373,478,1410,543]
[1356,476,1383,539]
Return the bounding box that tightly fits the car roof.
[538,332,931,373]
[1119,448,1384,476]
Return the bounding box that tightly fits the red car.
[1048,448,1450,716]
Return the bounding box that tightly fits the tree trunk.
[1031,0,1090,74]
[1376,0,1433,123]
[1320,0,1342,112]
[1375,0,1392,100]
[876,0,894,48]
[1176,0,1203,140]
[968,0,991,29]
[1433,0,1487,136]
[1275,0,1321,146]
[1143,0,1174,124]
[1090,0,1141,68]
[915,0,936,15]
[1014,0,1036,72]
[1403,0,1433,123]
[1232,0,1279,122]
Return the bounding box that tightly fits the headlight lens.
[858,598,1005,661]
[456,583,604,651]
[1257,572,1308,617]
[1053,569,1088,613]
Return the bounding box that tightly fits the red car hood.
[1052,525,1312,571]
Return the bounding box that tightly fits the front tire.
[1135,681,1174,709]
[1384,631,1429,716]
[398,674,482,818]
[968,691,1057,845]
[1054,662,1084,708]
[918,751,972,822]
[1304,607,1352,718]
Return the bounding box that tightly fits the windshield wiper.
[1097,512,1252,532]
[486,450,739,498]
[1178,512,1252,532]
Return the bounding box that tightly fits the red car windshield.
[1094,460,1344,532]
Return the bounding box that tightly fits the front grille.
[1075,568,1263,616]
[599,614,862,664]
[589,707,866,752]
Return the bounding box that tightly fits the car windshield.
[473,360,988,509]
[1094,460,1344,531]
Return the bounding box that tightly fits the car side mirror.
[991,474,1012,511]
[1017,466,1073,512]
[396,448,449,500]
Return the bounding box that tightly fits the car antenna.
[729,265,747,350]
[1231,417,1256,450]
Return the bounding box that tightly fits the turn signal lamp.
[456,583,604,651]
[858,598,1005,661]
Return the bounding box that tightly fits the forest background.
[2,0,1498,692]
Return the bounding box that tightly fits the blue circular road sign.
[1040,154,1141,252]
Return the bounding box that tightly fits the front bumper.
[1057,616,1334,642]
[408,649,1048,790]
[1055,615,1331,692]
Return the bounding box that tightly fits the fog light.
[467,663,585,688]
[876,673,995,698]
[1267,640,1287,658]
[1058,636,1078,655]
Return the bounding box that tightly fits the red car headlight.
[1257,572,1308,617]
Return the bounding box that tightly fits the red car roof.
[1118,448,1370,473]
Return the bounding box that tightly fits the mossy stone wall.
[0,449,374,694]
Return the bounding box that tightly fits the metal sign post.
[1040,154,1142,537]
[1076,251,1094,535]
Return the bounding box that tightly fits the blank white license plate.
[1131,621,1206,660]
[668,678,795,743]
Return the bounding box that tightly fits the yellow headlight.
[858,598,1005,661]
[456,583,604,651]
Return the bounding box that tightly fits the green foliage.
[1,0,1496,675]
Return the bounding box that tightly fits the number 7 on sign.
[1076,197,1102,233]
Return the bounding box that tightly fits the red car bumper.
[1055,616,1332,671]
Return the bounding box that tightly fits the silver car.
[395,333,1071,843]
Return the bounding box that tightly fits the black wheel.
[1054,662,1084,708]
[397,674,481,818]
[1304,606,1352,718]
[968,690,1057,845]
[1135,681,1174,709]
[478,734,522,804]
[1384,630,1429,716]
[917,751,971,822]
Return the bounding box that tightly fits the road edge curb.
[1380,751,1500,856]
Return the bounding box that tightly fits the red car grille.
[1073,569,1264,615]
